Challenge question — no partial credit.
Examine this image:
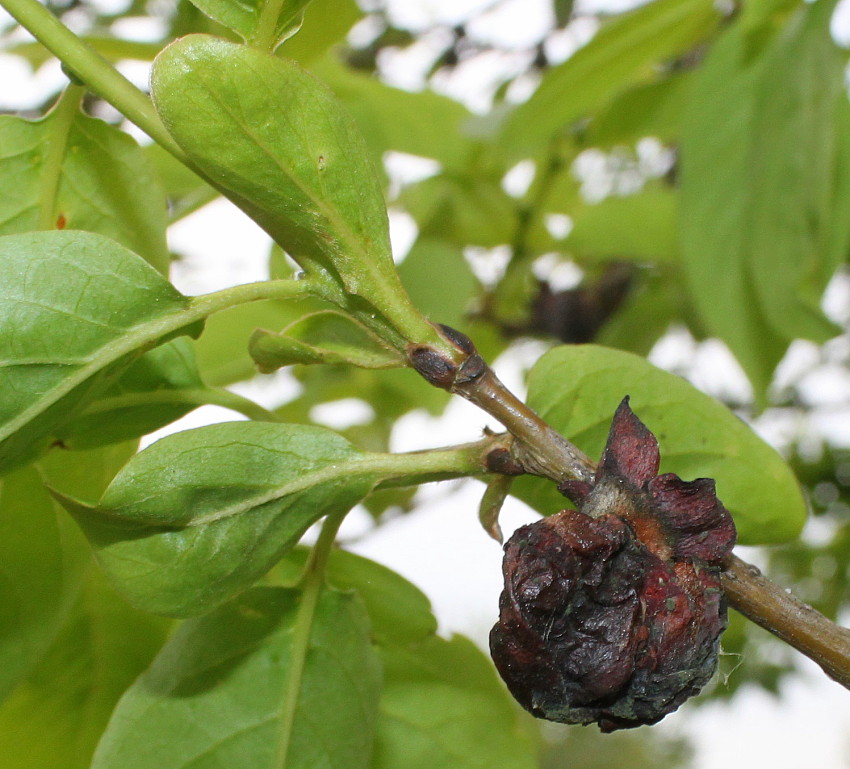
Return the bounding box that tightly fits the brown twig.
[408,325,850,690]
[721,554,850,687]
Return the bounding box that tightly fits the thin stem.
[412,327,850,688]
[189,278,321,319]
[274,511,345,769]
[459,367,595,483]
[77,387,281,423]
[250,0,288,52]
[0,0,187,162]
[198,388,281,422]
[38,84,83,230]
[721,554,850,687]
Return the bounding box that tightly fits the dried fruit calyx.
[490,397,736,731]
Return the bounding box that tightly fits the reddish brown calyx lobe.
[559,396,735,566]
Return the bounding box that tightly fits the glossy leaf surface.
[272,551,537,768]
[151,36,432,348]
[92,587,381,769]
[0,230,197,475]
[57,422,377,616]
[512,345,807,543]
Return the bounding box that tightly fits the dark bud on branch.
[490,398,736,731]
[408,324,486,390]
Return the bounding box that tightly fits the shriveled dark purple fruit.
[490,397,736,731]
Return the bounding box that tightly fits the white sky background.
[2,0,850,765]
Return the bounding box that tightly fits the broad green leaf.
[402,175,518,248]
[92,586,382,769]
[0,466,86,700]
[585,70,695,148]
[398,238,478,331]
[680,0,850,395]
[55,339,204,449]
[0,102,169,274]
[251,310,406,371]
[0,230,200,476]
[282,0,362,63]
[38,440,138,502]
[511,345,807,544]
[0,441,134,702]
[56,422,377,616]
[566,189,679,263]
[151,36,438,351]
[499,0,720,157]
[184,0,311,47]
[311,56,475,169]
[374,635,537,769]
[0,569,170,769]
[269,547,438,646]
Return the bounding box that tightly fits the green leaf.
[0,569,170,769]
[374,635,537,769]
[311,56,475,169]
[566,188,679,263]
[55,422,377,616]
[0,104,170,274]
[151,35,437,351]
[402,175,518,248]
[499,0,720,157]
[680,0,850,395]
[55,339,204,449]
[511,345,807,544]
[251,310,407,371]
[398,238,478,332]
[585,70,695,148]
[281,0,362,63]
[0,441,134,702]
[0,230,199,476]
[194,297,326,386]
[0,466,87,701]
[271,551,537,768]
[189,0,311,48]
[92,586,382,769]
[269,547,438,646]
